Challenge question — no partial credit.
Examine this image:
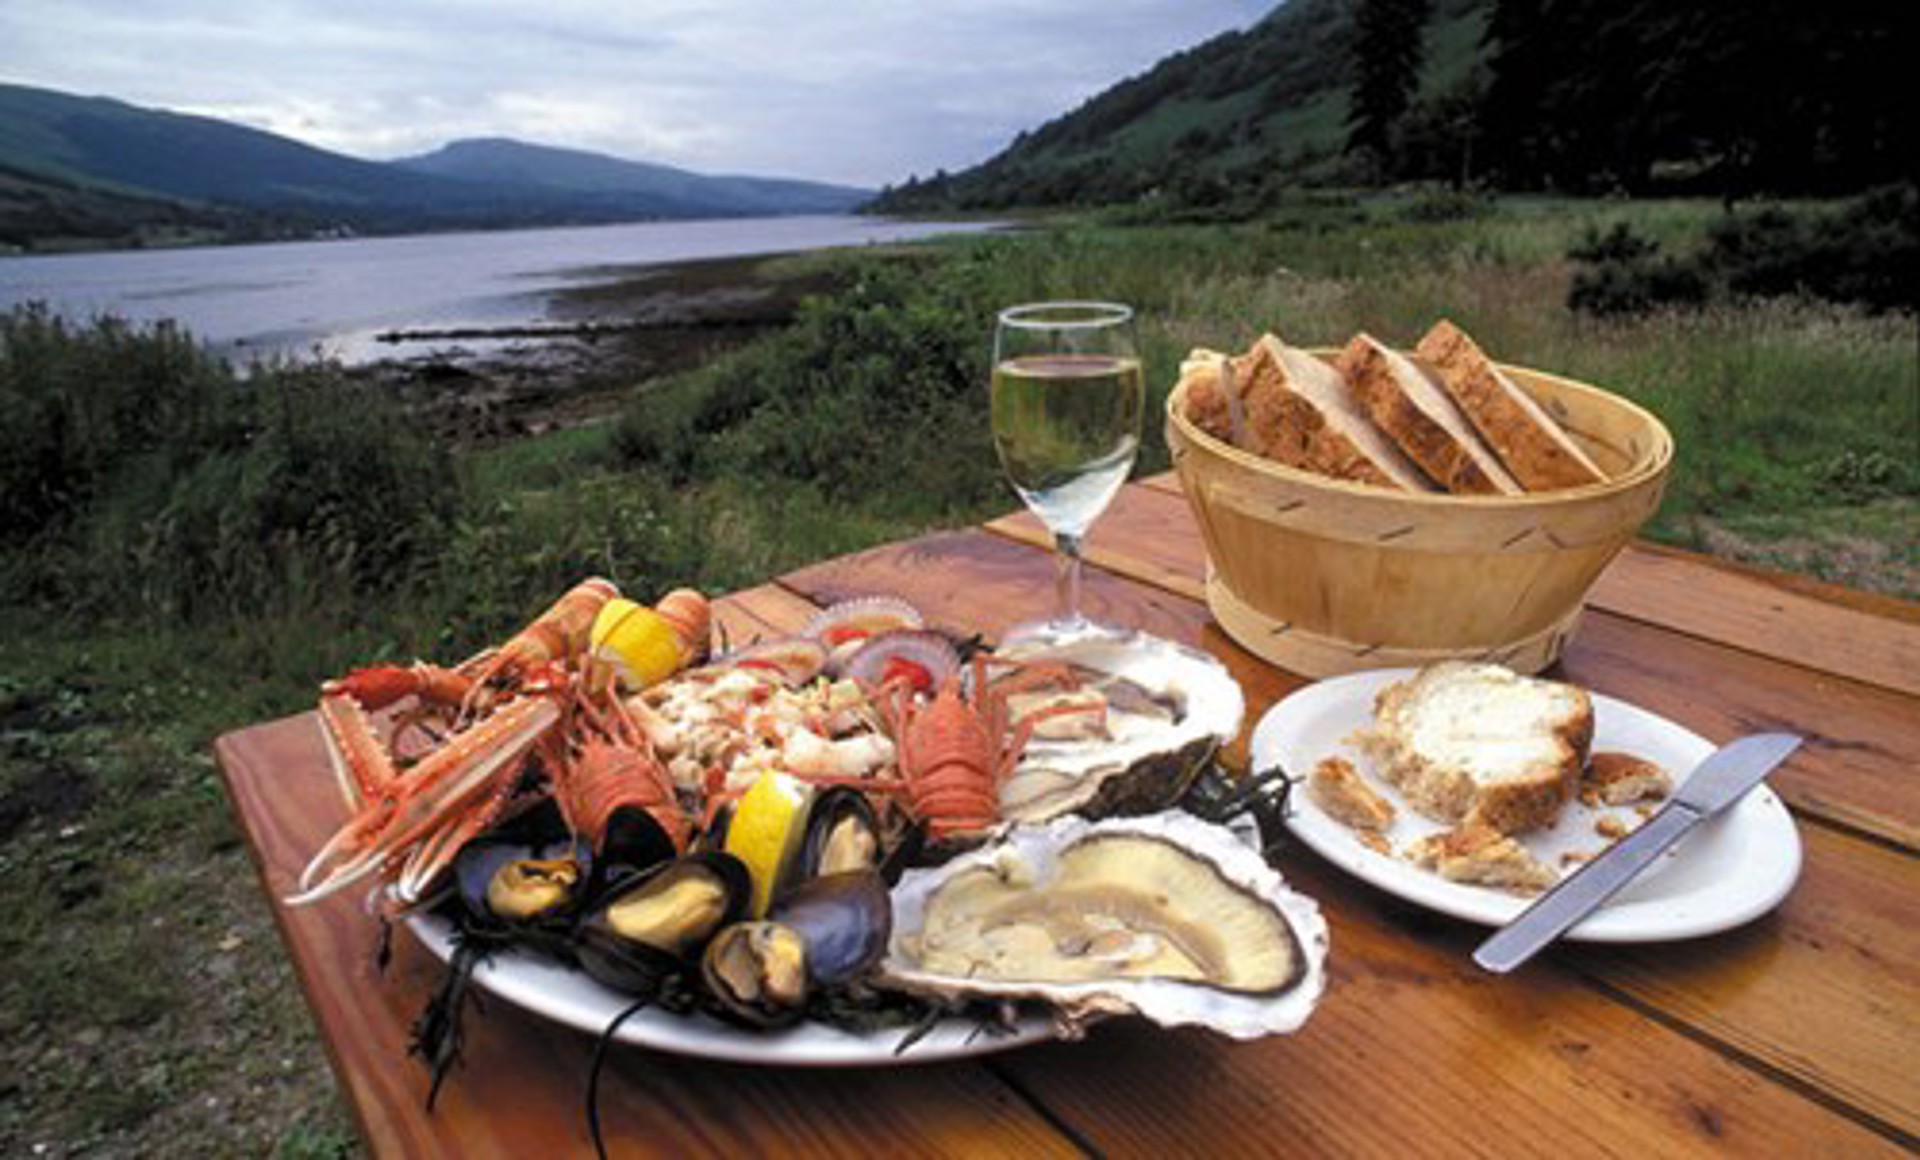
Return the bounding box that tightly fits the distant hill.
[0,161,258,252]
[397,138,868,217]
[0,83,873,251]
[874,0,1488,211]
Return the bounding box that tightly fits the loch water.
[0,215,997,363]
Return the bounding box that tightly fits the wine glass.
[990,301,1144,647]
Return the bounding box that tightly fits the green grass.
[0,193,1913,1152]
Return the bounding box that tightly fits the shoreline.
[342,250,849,442]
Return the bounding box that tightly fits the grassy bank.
[1,195,1913,1154]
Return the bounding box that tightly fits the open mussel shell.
[795,787,884,882]
[453,835,591,925]
[774,870,891,987]
[576,852,750,994]
[593,806,684,893]
[699,870,892,1027]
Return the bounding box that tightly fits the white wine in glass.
[990,301,1143,646]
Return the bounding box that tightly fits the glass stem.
[1053,531,1086,630]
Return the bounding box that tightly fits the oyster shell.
[994,632,1244,824]
[880,811,1327,1039]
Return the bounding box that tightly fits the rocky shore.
[342,251,846,442]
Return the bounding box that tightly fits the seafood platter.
[289,578,1328,1103]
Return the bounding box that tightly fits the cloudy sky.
[1,1,1273,187]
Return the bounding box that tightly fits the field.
[1,194,1914,1154]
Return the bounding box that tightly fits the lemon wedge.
[589,598,684,692]
[725,773,815,917]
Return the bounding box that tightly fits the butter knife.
[1473,732,1802,973]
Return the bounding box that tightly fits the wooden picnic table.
[216,472,1920,1157]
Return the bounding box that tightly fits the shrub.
[1,310,455,619]
[1569,187,1919,317]
[0,305,235,538]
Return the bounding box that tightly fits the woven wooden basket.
[1165,351,1674,678]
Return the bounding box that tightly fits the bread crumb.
[1595,815,1630,841]
[1583,751,1671,807]
[1359,831,1392,856]
[1560,850,1595,867]
[1635,803,1656,819]
[1405,823,1558,894]
[1310,755,1397,832]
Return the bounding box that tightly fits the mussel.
[453,834,592,926]
[576,852,751,994]
[795,787,884,881]
[699,870,891,1027]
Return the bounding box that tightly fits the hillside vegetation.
[875,0,1908,213]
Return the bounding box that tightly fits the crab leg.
[317,693,399,809]
[287,695,563,907]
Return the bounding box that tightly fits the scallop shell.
[879,810,1328,1039]
[804,597,927,675]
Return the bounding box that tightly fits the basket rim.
[1165,351,1674,509]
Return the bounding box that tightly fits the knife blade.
[1473,732,1802,973]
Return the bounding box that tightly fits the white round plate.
[1251,669,1802,942]
[405,913,1056,1066]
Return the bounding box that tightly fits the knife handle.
[1473,805,1699,973]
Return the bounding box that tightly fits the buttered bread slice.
[1357,662,1592,834]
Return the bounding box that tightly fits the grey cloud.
[0,0,1272,186]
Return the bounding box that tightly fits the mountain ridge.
[0,82,872,250]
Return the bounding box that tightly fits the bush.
[611,257,1005,513]
[1,310,455,619]
[1569,187,1919,317]
[1705,185,1917,313]
[0,305,235,538]
[1399,185,1490,223]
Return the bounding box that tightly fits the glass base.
[998,615,1132,652]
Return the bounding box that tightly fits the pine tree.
[1345,0,1435,178]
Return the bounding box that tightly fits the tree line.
[1353,0,1912,196]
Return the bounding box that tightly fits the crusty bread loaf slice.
[1405,823,1558,894]
[1309,755,1396,832]
[1415,320,1607,491]
[1179,348,1255,451]
[1337,334,1523,495]
[1356,662,1592,835]
[1232,334,1435,491]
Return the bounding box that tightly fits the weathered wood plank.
[1569,822,1920,1138]
[994,850,1911,1157]
[779,528,1920,1142]
[212,589,1079,1159]
[989,483,1920,850]
[709,582,824,649]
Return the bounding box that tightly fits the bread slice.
[1580,751,1671,807]
[1207,334,1435,491]
[1406,823,1558,894]
[1415,321,1607,490]
[1337,334,1523,495]
[1356,662,1592,835]
[1309,756,1396,832]
[1180,348,1254,450]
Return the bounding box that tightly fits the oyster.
[880,811,1326,1039]
[994,632,1244,824]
